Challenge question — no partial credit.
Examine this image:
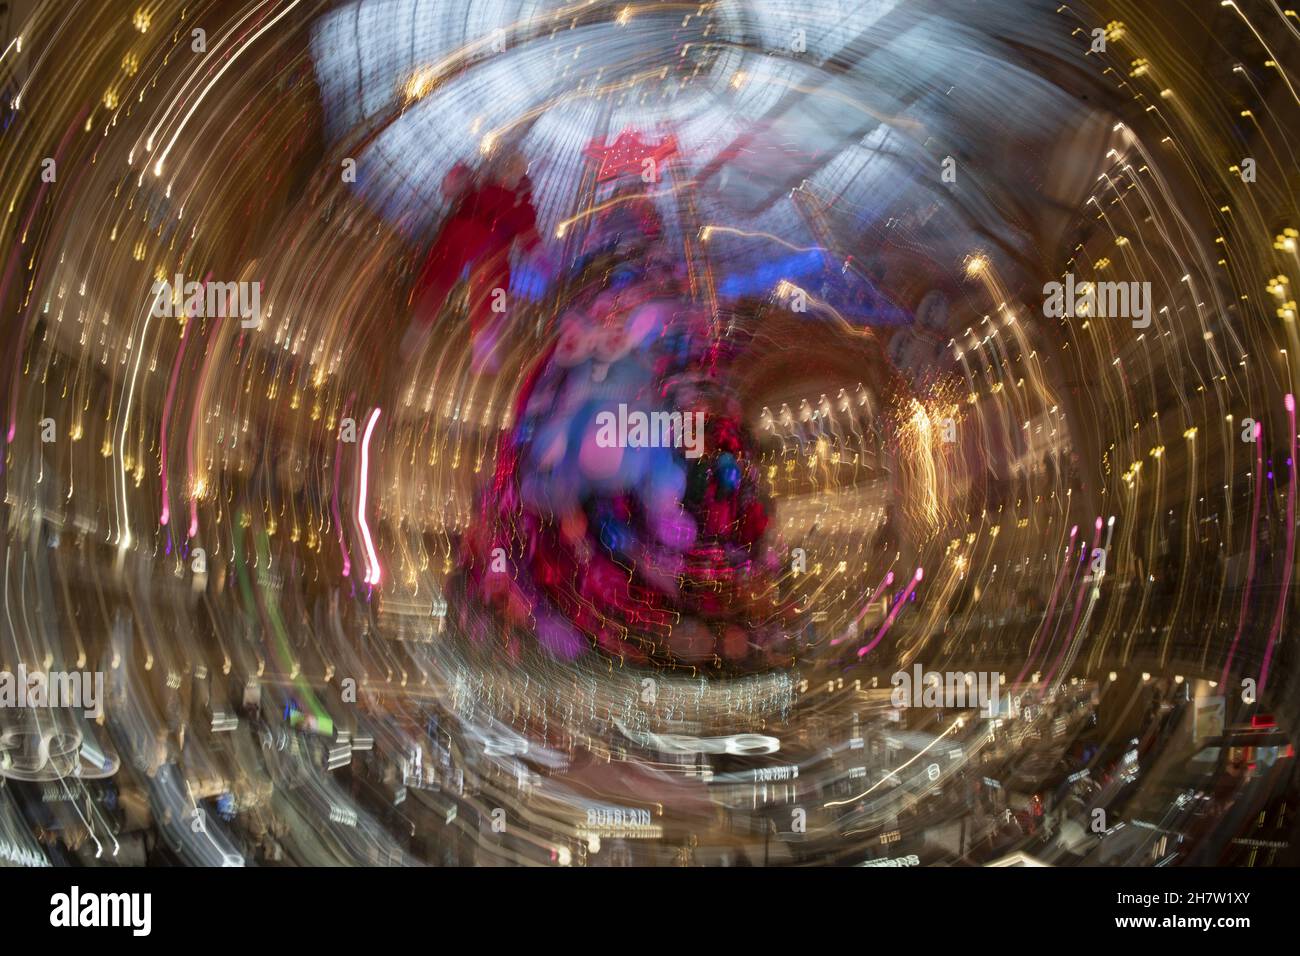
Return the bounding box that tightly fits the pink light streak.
[1015,523,1079,686]
[358,407,382,585]
[1220,419,1263,686]
[1040,518,1105,694]
[159,306,193,526]
[831,570,895,647]
[858,567,923,658]
[1259,396,1295,695]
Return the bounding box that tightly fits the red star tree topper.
[583,129,678,182]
